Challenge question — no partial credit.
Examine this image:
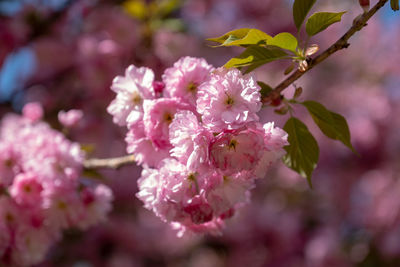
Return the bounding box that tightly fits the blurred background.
[1,0,400,266]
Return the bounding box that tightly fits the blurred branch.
[83,155,135,170]
[262,0,389,103]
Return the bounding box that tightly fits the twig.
[83,155,135,169]
[262,0,389,103]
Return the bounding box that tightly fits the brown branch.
[83,0,389,170]
[262,0,389,103]
[83,155,135,170]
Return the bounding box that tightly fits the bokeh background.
[1,0,400,266]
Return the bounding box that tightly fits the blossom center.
[4,159,13,168]
[223,175,230,183]
[187,173,199,193]
[187,81,198,93]
[163,112,174,124]
[23,185,32,193]
[5,212,14,223]
[228,139,237,150]
[57,201,67,210]
[225,95,235,107]
[131,92,142,105]
[187,173,196,181]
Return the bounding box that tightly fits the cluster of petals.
[108,57,288,236]
[0,104,113,266]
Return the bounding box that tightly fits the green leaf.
[391,0,400,11]
[267,32,298,53]
[82,169,105,181]
[302,100,356,153]
[154,0,181,16]
[283,117,319,188]
[257,81,273,98]
[81,144,96,155]
[293,0,317,30]
[224,45,288,72]
[305,11,346,36]
[207,28,271,47]
[123,0,147,20]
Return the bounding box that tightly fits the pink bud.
[359,0,370,12]
[58,109,83,127]
[81,188,95,205]
[22,102,44,122]
[152,81,165,94]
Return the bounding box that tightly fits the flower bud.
[152,81,165,94]
[22,102,43,122]
[359,0,370,12]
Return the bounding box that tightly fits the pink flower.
[137,159,202,223]
[58,109,83,127]
[169,110,212,171]
[107,65,156,126]
[13,225,53,266]
[254,122,288,178]
[0,143,19,187]
[42,185,85,230]
[125,121,169,167]
[197,68,261,132]
[136,168,160,212]
[209,125,265,173]
[10,172,43,207]
[143,98,194,150]
[77,184,113,230]
[0,196,20,229]
[21,131,84,183]
[206,171,254,217]
[0,109,113,266]
[22,102,44,122]
[163,56,214,106]
[152,80,165,95]
[263,122,289,151]
[172,218,225,237]
[183,195,213,224]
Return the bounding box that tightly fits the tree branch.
[262,0,389,103]
[83,155,135,170]
[83,0,389,170]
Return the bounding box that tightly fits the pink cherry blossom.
[125,121,169,167]
[22,102,44,122]
[107,65,156,126]
[169,110,212,171]
[0,107,113,266]
[163,56,214,106]
[205,171,254,217]
[197,67,261,132]
[254,122,288,178]
[76,184,113,230]
[0,143,19,187]
[42,185,85,230]
[12,225,53,266]
[209,125,265,173]
[107,59,288,237]
[137,158,201,223]
[143,98,194,150]
[183,195,214,224]
[10,172,43,207]
[58,109,84,127]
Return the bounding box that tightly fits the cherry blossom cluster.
[0,103,112,266]
[108,57,288,236]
